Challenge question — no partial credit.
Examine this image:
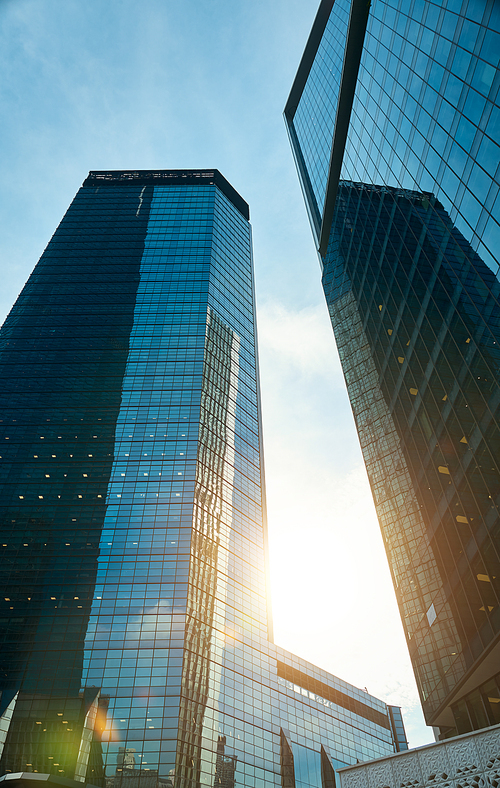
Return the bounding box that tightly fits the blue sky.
[0,0,433,747]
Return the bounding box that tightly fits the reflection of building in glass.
[0,689,108,783]
[213,736,237,788]
[0,170,406,788]
[286,0,500,739]
[109,748,172,788]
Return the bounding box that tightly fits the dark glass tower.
[0,170,406,788]
[286,0,500,737]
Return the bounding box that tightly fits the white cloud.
[257,299,342,378]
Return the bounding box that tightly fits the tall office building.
[0,170,406,788]
[286,0,500,738]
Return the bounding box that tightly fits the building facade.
[285,0,500,738]
[337,721,500,788]
[0,170,405,788]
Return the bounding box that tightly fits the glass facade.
[293,0,352,223]
[286,0,500,737]
[451,669,500,733]
[0,170,404,788]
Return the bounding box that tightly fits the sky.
[0,0,434,748]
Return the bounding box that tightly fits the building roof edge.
[284,0,335,122]
[82,169,250,220]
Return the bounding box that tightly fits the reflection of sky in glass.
[80,183,272,780]
[293,0,351,217]
[83,185,211,777]
[341,0,500,278]
[292,743,322,788]
[290,0,499,278]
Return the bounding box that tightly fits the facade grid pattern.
[286,0,500,737]
[0,171,405,788]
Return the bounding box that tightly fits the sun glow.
[258,300,432,747]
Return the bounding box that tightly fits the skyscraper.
[0,170,406,788]
[286,0,500,738]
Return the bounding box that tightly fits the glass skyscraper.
[0,170,406,788]
[286,0,500,738]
